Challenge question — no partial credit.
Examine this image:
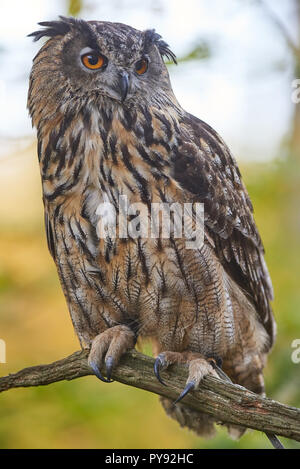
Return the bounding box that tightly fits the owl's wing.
[44,211,56,260]
[172,112,275,344]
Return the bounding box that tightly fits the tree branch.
[256,0,300,58]
[0,349,299,444]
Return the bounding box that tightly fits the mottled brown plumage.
[28,16,276,437]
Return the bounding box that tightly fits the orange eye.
[135,58,148,75]
[81,52,106,70]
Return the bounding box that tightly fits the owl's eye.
[81,52,107,70]
[135,58,148,75]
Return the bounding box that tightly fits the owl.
[28,16,276,438]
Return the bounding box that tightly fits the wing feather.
[171,112,275,344]
[44,211,56,260]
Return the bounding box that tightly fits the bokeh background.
[0,0,299,449]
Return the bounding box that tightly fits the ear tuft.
[28,16,72,42]
[143,29,177,65]
[27,16,95,42]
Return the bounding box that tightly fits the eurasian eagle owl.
[28,16,275,437]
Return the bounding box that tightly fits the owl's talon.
[213,365,232,383]
[174,380,195,405]
[89,360,113,383]
[154,355,168,386]
[88,325,136,384]
[105,355,114,381]
[207,357,232,383]
[154,352,220,404]
[207,356,223,369]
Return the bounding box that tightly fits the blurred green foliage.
[67,0,83,17]
[166,41,212,66]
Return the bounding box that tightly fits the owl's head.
[28,16,177,110]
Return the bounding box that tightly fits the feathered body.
[28,17,276,436]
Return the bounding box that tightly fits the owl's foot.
[154,351,221,404]
[88,325,136,383]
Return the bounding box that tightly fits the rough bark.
[0,349,299,443]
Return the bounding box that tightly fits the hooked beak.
[119,72,129,103]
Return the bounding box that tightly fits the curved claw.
[214,365,232,383]
[89,360,113,383]
[173,381,195,405]
[105,356,115,382]
[215,357,223,368]
[207,357,232,383]
[154,356,167,386]
[207,356,222,369]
